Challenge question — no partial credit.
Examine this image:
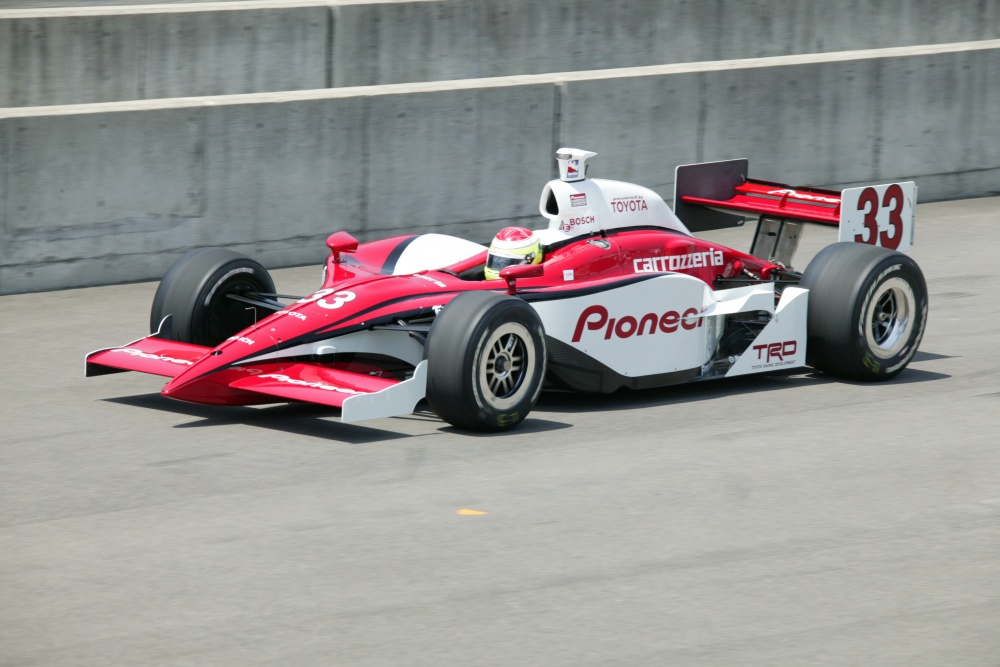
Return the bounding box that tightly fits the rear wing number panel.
[838,182,916,251]
[674,159,916,253]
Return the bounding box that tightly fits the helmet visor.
[486,252,533,274]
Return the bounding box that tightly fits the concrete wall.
[0,82,557,292]
[557,45,1000,206]
[4,0,1000,106]
[0,2,330,107]
[2,41,999,294]
[333,0,1000,86]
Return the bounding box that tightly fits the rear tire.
[150,248,275,347]
[425,292,546,431]
[800,242,927,381]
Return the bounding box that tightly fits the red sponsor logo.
[570,193,588,207]
[610,196,648,213]
[752,340,798,363]
[572,304,703,343]
[561,215,595,231]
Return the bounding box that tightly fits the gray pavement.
[1,197,999,665]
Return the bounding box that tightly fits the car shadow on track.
[535,365,950,416]
[102,356,948,437]
[911,350,953,362]
[104,392,575,440]
[102,393,418,444]
[436,417,573,437]
[862,367,951,385]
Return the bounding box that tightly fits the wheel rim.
[864,277,916,359]
[477,322,536,410]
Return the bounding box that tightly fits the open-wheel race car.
[87,149,928,431]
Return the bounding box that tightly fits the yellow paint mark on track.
[458,509,488,515]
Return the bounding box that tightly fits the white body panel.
[531,277,810,381]
[839,182,916,252]
[704,283,776,317]
[539,178,692,238]
[341,360,428,423]
[531,274,716,376]
[391,234,487,275]
[725,288,808,377]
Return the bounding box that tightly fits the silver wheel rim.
[477,322,535,411]
[864,277,916,359]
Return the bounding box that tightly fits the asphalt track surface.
[2,196,999,666]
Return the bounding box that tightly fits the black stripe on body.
[380,236,420,275]
[516,275,660,302]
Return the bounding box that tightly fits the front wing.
[87,331,429,423]
[86,336,210,378]
[228,360,428,423]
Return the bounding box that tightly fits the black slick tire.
[425,291,547,431]
[800,242,927,381]
[150,248,275,347]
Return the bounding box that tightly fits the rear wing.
[674,159,916,265]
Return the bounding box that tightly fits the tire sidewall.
[426,292,547,431]
[802,242,927,381]
[848,257,927,379]
[188,261,271,346]
[465,302,546,428]
[150,248,213,334]
[150,249,275,346]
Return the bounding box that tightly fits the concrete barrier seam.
[0,0,442,19]
[3,39,998,119]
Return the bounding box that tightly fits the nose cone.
[159,314,297,400]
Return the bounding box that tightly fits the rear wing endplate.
[674,159,916,264]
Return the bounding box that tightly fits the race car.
[87,149,928,431]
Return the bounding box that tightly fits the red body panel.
[229,363,398,408]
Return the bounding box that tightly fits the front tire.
[150,248,275,346]
[425,292,547,431]
[800,242,927,381]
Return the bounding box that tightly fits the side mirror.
[500,263,544,294]
[326,231,359,263]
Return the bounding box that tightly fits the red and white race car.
[87,149,927,431]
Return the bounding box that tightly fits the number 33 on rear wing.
[838,182,916,251]
[673,159,916,259]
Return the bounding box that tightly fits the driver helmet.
[485,227,543,280]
